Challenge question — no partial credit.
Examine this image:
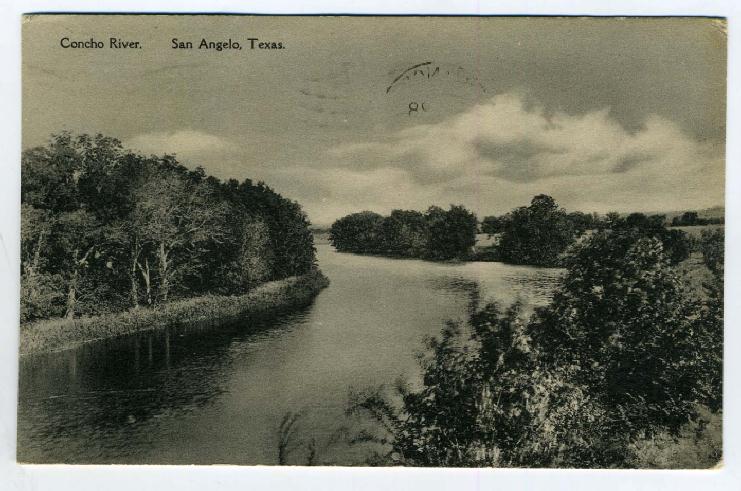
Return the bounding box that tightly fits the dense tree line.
[21,133,316,322]
[671,211,724,227]
[482,204,600,237]
[480,195,691,267]
[329,195,695,269]
[350,224,723,467]
[329,206,477,260]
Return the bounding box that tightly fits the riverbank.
[19,270,330,355]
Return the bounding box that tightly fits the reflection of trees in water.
[426,276,482,315]
[501,270,565,307]
[428,268,565,316]
[18,306,314,463]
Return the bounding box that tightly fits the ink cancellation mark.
[386,61,487,116]
[385,61,486,94]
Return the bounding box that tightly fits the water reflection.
[18,309,313,463]
[426,276,482,314]
[18,245,563,465]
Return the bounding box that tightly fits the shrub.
[699,228,724,277]
[349,305,610,467]
[497,195,576,267]
[350,224,722,467]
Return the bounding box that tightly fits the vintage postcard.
[18,15,725,467]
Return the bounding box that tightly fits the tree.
[133,173,228,302]
[54,209,103,318]
[20,132,320,322]
[224,216,275,291]
[497,195,576,266]
[349,304,606,467]
[672,211,706,227]
[265,197,317,278]
[694,228,724,411]
[20,204,64,321]
[610,213,690,264]
[21,134,81,212]
[349,222,722,468]
[530,229,716,437]
[699,228,724,277]
[567,211,595,234]
[379,210,428,257]
[424,205,478,260]
[329,211,385,253]
[481,215,506,236]
[329,206,477,260]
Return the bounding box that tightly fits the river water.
[17,245,563,465]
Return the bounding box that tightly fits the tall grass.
[20,270,329,355]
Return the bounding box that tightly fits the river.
[17,244,563,465]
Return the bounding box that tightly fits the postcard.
[18,14,725,467]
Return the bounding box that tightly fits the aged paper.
[19,15,725,467]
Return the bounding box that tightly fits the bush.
[627,407,721,469]
[497,195,576,267]
[699,228,724,277]
[531,231,717,436]
[20,270,329,354]
[349,305,611,467]
[608,212,691,265]
[20,272,65,322]
[350,223,722,467]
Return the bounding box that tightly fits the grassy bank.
[20,270,330,355]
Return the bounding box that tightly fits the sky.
[22,15,726,225]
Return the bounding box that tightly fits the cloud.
[119,95,724,226]
[127,130,238,159]
[318,93,724,219]
[125,130,244,178]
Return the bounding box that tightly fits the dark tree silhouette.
[21,132,317,322]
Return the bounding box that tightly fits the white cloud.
[120,95,724,225]
[127,130,237,159]
[320,93,724,217]
[125,130,244,179]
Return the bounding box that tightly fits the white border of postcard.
[1,1,740,490]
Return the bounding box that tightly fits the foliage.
[328,211,385,254]
[21,132,317,322]
[20,272,65,322]
[530,228,716,436]
[484,209,598,238]
[693,228,724,412]
[496,195,576,267]
[699,228,724,277]
[425,205,478,260]
[626,407,722,469]
[379,210,429,258]
[348,305,609,467]
[329,205,477,260]
[20,270,329,355]
[480,215,505,235]
[671,211,724,227]
[607,212,691,265]
[350,223,723,468]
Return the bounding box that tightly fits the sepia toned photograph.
[17,14,725,468]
